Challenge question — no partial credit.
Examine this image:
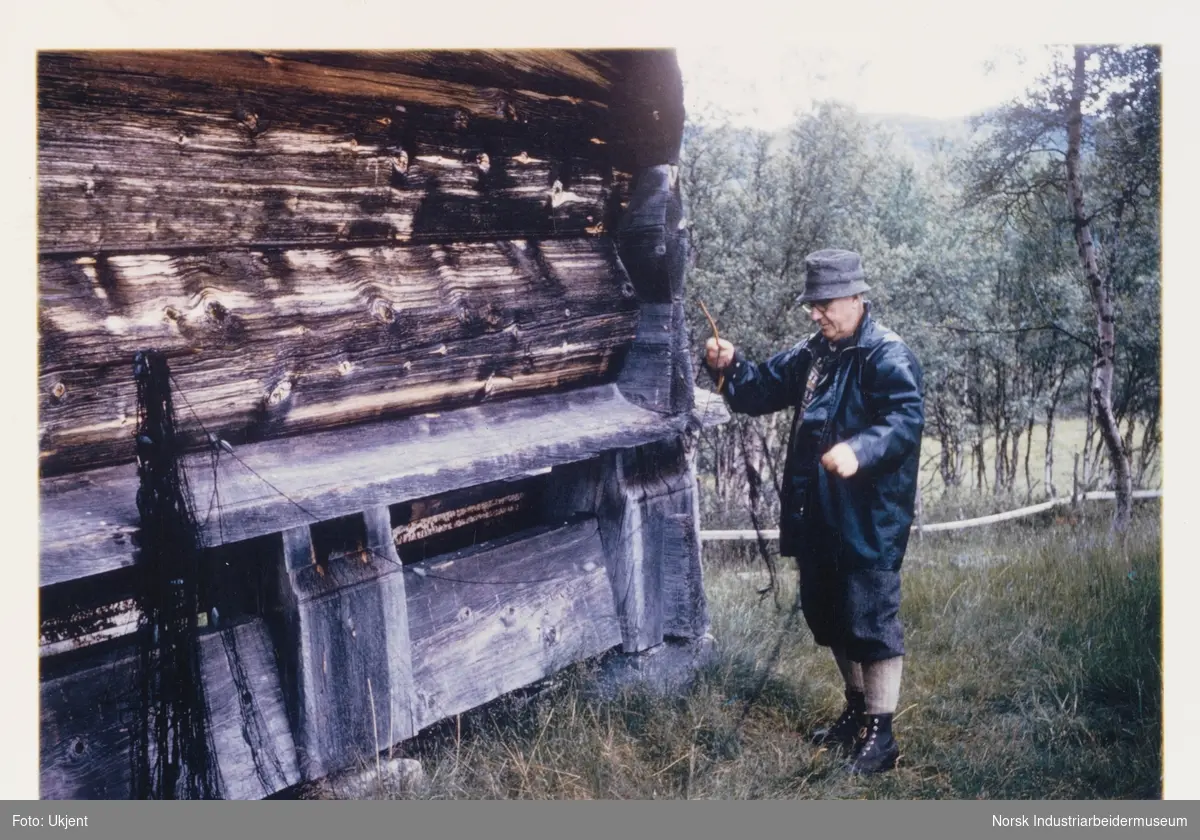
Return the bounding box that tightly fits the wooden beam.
[198,620,301,799]
[40,384,688,588]
[38,52,624,254]
[616,301,693,416]
[270,514,415,780]
[38,238,638,474]
[595,438,708,651]
[615,165,687,304]
[405,519,620,730]
[596,450,661,653]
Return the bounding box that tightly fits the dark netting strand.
[130,350,218,800]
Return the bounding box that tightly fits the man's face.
[806,294,864,342]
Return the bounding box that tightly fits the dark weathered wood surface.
[38,388,666,587]
[595,438,707,652]
[616,165,688,304]
[405,520,620,730]
[41,619,297,800]
[199,619,301,799]
[616,301,693,416]
[613,165,693,417]
[39,238,638,474]
[272,512,414,779]
[40,645,140,799]
[596,448,662,653]
[38,52,631,254]
[40,383,686,583]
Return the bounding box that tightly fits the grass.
[331,500,1161,800]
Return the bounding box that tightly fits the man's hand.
[821,442,859,478]
[705,337,735,371]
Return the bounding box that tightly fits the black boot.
[849,713,899,775]
[810,690,866,751]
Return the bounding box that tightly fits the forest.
[681,45,1160,532]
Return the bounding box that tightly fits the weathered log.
[595,438,708,649]
[616,301,695,416]
[39,384,690,587]
[199,619,302,799]
[40,619,298,800]
[38,238,638,474]
[38,51,629,254]
[405,519,620,730]
[270,509,415,780]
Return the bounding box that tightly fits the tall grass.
[337,502,1160,800]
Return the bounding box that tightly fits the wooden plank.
[40,384,688,587]
[272,513,415,779]
[39,597,139,657]
[595,438,706,651]
[596,450,662,653]
[38,52,620,253]
[405,520,620,731]
[658,449,710,639]
[40,645,140,799]
[38,238,638,474]
[198,620,301,799]
[41,619,297,800]
[363,504,417,753]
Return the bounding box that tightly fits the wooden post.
[271,510,415,780]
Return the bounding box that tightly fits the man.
[704,248,924,774]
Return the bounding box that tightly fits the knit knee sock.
[862,655,904,714]
[831,647,864,694]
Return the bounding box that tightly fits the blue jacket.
[722,304,924,570]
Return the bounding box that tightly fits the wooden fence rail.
[698,489,1162,541]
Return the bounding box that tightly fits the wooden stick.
[697,299,725,394]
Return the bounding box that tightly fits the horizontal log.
[39,52,627,253]
[405,519,621,730]
[40,384,691,587]
[39,238,639,474]
[270,50,619,101]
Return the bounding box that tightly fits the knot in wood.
[206,299,229,321]
[163,306,181,321]
[391,150,409,175]
[51,382,67,400]
[370,298,396,324]
[476,153,490,174]
[266,378,293,407]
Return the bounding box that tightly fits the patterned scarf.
[800,342,835,416]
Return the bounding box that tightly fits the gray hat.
[798,249,871,303]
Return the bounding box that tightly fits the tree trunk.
[1044,407,1058,499]
[1066,45,1134,532]
[1024,416,1035,500]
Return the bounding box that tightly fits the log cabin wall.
[38,49,711,799]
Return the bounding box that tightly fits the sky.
[677,44,1054,127]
